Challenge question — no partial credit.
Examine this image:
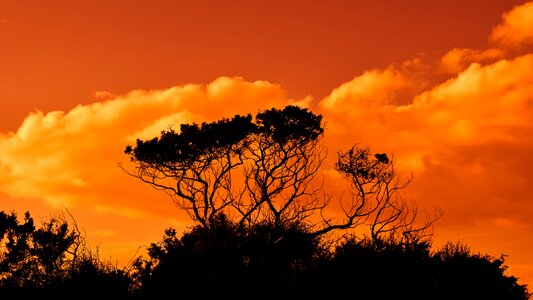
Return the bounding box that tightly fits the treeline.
[0,210,529,300]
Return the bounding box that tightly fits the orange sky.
[1,0,532,288]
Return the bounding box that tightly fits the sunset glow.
[1,0,532,287]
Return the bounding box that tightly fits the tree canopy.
[124,105,438,244]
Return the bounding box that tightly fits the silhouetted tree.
[124,105,439,243]
[0,211,133,299]
[0,211,77,293]
[314,145,439,245]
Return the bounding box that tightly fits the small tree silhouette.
[0,211,132,299]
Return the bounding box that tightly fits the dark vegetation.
[1,106,529,299]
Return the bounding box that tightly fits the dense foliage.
[0,211,131,299]
[1,211,529,299]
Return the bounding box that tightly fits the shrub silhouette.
[0,211,132,300]
[130,216,530,299]
[131,214,322,298]
[431,242,529,300]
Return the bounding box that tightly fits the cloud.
[0,77,296,216]
[439,1,533,75]
[319,52,533,224]
[439,48,504,74]
[490,1,533,49]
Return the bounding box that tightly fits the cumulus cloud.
[440,1,533,75]
[0,77,296,215]
[319,53,533,225]
[490,1,533,49]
